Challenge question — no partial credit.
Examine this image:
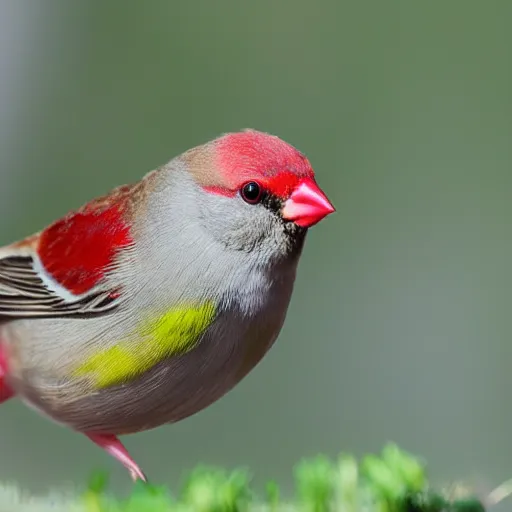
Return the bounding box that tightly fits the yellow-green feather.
[73,302,216,388]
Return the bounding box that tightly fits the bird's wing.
[0,252,121,318]
[0,182,141,320]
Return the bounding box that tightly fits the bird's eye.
[240,181,264,204]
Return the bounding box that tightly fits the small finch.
[0,130,334,481]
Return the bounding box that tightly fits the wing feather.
[0,172,157,320]
[0,254,121,319]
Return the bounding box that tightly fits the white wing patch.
[31,254,79,302]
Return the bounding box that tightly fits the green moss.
[0,444,493,511]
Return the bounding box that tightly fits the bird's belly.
[10,308,285,434]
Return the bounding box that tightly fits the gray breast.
[35,277,294,434]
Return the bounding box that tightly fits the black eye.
[241,181,264,204]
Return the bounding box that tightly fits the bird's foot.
[86,432,147,482]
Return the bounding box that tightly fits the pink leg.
[0,345,14,403]
[86,432,147,482]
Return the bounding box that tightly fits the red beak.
[281,178,335,228]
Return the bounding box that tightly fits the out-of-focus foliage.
[0,445,493,511]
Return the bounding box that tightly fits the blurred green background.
[1,0,512,498]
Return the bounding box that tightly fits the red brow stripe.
[38,206,133,296]
[215,131,315,198]
[263,171,301,199]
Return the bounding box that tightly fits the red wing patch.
[38,205,134,296]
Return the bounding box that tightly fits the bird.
[0,129,334,481]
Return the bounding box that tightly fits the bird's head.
[177,129,335,258]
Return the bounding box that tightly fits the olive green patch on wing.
[73,302,216,388]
